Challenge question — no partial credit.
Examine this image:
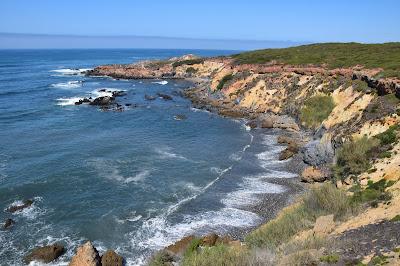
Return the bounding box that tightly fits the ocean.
[0,49,298,265]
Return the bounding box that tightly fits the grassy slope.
[233,42,400,78]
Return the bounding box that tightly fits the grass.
[232,43,400,78]
[246,183,353,249]
[172,58,204,68]
[351,179,394,205]
[391,215,400,222]
[333,136,380,181]
[182,244,248,266]
[320,253,340,263]
[216,74,234,90]
[299,95,335,128]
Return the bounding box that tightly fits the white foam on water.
[152,80,168,85]
[6,197,45,220]
[261,169,298,179]
[50,68,92,75]
[124,170,151,184]
[154,147,190,161]
[51,81,82,89]
[190,107,210,114]
[56,97,84,106]
[222,176,286,208]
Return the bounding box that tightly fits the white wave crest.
[155,147,189,161]
[51,81,82,89]
[152,80,168,85]
[56,97,84,106]
[50,68,92,75]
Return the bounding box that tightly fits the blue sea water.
[0,49,297,265]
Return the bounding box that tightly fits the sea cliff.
[82,43,400,265]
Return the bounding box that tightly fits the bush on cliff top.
[172,58,204,68]
[233,42,400,78]
[245,183,353,249]
[299,95,335,128]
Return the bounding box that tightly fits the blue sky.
[0,0,399,49]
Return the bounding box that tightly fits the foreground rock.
[6,199,33,213]
[89,96,115,106]
[101,250,124,266]
[279,143,299,160]
[301,166,330,183]
[3,218,15,229]
[69,241,100,266]
[24,244,65,264]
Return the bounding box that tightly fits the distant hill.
[233,42,400,78]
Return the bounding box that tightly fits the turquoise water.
[0,49,296,265]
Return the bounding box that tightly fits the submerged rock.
[101,250,124,266]
[144,94,157,101]
[24,244,65,264]
[174,114,187,121]
[6,199,33,213]
[3,218,15,229]
[157,93,173,100]
[112,90,127,97]
[69,241,101,266]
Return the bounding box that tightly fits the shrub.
[185,67,197,74]
[351,179,393,204]
[391,215,400,222]
[216,74,234,91]
[172,58,203,68]
[148,250,174,266]
[246,184,353,248]
[299,95,335,128]
[351,79,369,92]
[333,136,380,181]
[374,124,399,145]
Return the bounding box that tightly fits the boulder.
[75,98,91,105]
[90,96,114,106]
[201,233,219,247]
[277,135,300,146]
[112,90,127,97]
[313,214,335,235]
[301,166,329,183]
[24,244,65,264]
[165,235,195,256]
[157,93,173,100]
[279,143,299,161]
[69,241,101,266]
[3,218,15,229]
[302,133,334,166]
[245,120,258,129]
[273,115,300,131]
[260,117,274,128]
[7,199,33,213]
[101,250,124,266]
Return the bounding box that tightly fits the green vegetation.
[233,43,400,78]
[333,136,379,181]
[375,124,400,145]
[351,179,394,206]
[370,255,389,265]
[299,95,335,128]
[185,67,197,74]
[391,215,400,222]
[182,244,248,266]
[149,250,174,266]
[384,93,400,104]
[172,58,204,68]
[246,184,353,249]
[183,238,202,259]
[351,79,370,92]
[216,74,234,91]
[320,253,340,263]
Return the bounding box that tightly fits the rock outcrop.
[101,250,124,266]
[3,218,15,229]
[24,244,65,264]
[6,199,33,213]
[69,241,101,266]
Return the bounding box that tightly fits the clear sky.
[0,0,399,49]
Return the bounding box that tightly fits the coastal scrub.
[299,95,335,128]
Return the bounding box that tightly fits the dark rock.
[174,114,187,121]
[260,117,274,128]
[245,120,258,129]
[24,244,65,264]
[99,89,107,92]
[157,93,173,100]
[90,96,115,106]
[3,218,15,229]
[112,90,127,97]
[7,199,34,213]
[279,143,299,161]
[125,103,132,107]
[144,94,157,101]
[101,250,124,266]
[74,98,91,105]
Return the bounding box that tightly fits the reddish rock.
[24,244,65,264]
